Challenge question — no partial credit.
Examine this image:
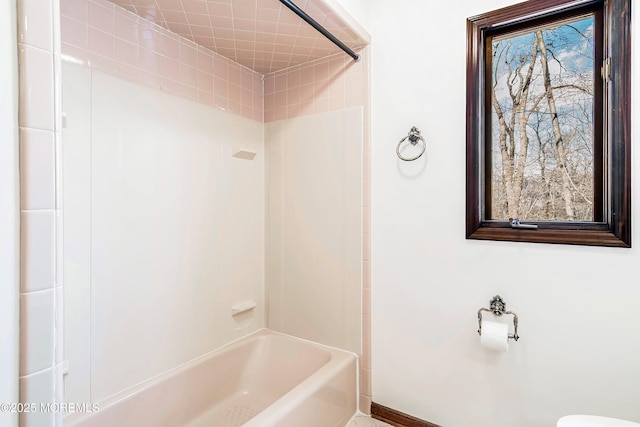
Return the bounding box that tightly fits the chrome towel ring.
[396,126,426,161]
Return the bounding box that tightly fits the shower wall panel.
[266,107,363,355]
[63,63,265,403]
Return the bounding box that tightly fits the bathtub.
[64,329,357,427]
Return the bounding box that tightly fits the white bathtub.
[64,329,357,427]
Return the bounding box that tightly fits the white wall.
[326,0,370,34]
[62,64,265,403]
[368,1,640,426]
[266,108,363,354]
[0,0,20,425]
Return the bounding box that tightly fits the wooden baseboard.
[371,402,441,427]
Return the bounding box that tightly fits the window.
[466,0,631,247]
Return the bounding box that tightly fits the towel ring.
[396,126,426,161]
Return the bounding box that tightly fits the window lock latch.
[509,218,538,230]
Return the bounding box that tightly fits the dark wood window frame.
[466,0,631,248]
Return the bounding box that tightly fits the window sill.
[467,226,630,248]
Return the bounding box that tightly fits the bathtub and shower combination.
[57,0,367,424]
[65,330,358,427]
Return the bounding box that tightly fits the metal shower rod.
[278,0,360,62]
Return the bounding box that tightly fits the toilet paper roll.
[480,320,509,352]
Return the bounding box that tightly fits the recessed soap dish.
[232,150,257,160]
[231,300,256,316]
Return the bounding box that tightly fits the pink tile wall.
[263,48,366,123]
[60,0,263,122]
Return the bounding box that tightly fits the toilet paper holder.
[477,295,519,341]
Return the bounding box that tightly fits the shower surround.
[16,0,371,425]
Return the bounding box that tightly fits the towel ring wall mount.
[396,126,426,161]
